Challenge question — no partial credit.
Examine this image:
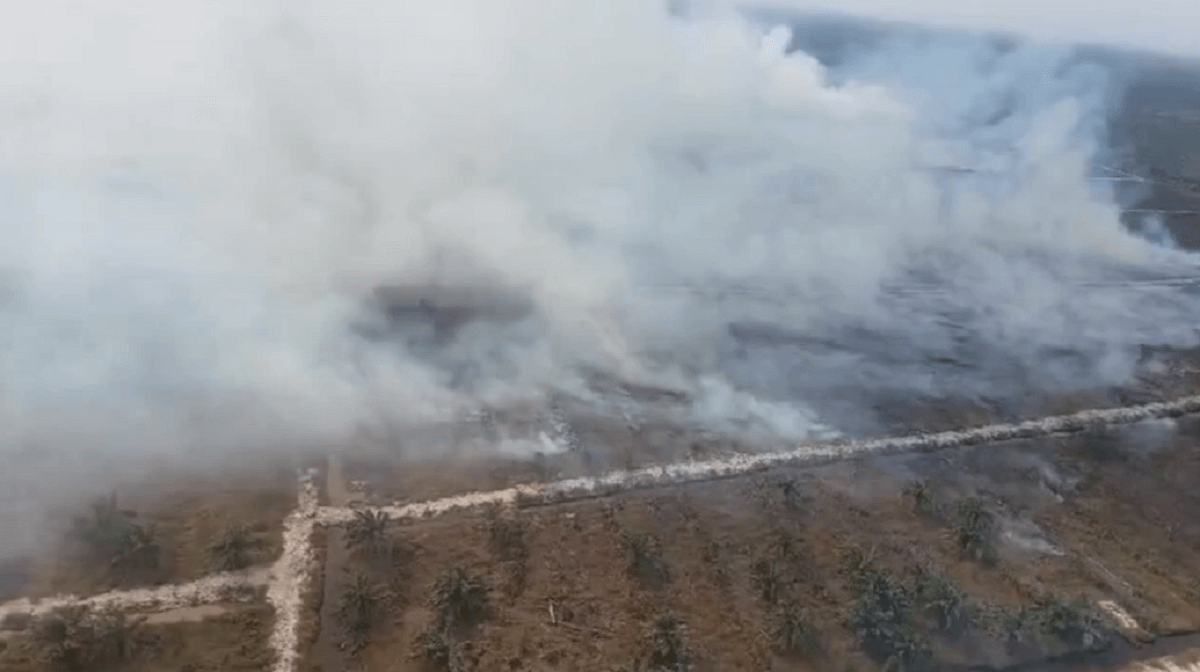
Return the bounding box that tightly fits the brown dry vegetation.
[4,36,1200,672]
[2,350,1197,672]
[342,410,741,509]
[20,463,299,600]
[0,601,274,672]
[875,348,1200,437]
[335,348,1200,518]
[310,416,1200,672]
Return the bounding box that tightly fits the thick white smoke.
[1,0,1199,543]
[743,0,1200,58]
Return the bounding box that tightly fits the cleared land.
[311,415,1200,672]
[0,595,275,672]
[5,398,1200,672]
[6,26,1200,672]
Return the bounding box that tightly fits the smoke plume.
[2,0,1200,549]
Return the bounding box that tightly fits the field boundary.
[2,393,1199,671]
[315,393,1200,524]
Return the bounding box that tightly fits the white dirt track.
[4,392,1200,672]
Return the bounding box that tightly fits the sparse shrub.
[1024,595,1110,650]
[414,625,465,672]
[601,503,621,531]
[750,476,804,512]
[951,497,997,565]
[208,524,258,572]
[382,532,418,573]
[913,571,968,634]
[70,494,160,575]
[880,640,932,672]
[646,613,689,672]
[848,565,932,672]
[773,600,820,657]
[622,531,670,588]
[752,559,783,604]
[674,494,702,533]
[701,539,730,587]
[82,609,141,665]
[770,528,800,562]
[349,510,414,578]
[839,545,879,579]
[775,477,804,511]
[902,480,935,516]
[975,603,1025,643]
[337,572,379,655]
[853,565,910,627]
[29,606,145,672]
[431,567,489,629]
[345,509,390,553]
[499,557,529,600]
[110,524,159,574]
[1078,427,1125,463]
[482,507,527,563]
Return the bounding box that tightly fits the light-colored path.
[317,454,361,672]
[266,476,319,672]
[2,393,1200,671]
[0,566,270,621]
[316,394,1200,525]
[144,604,229,625]
[1129,653,1200,672]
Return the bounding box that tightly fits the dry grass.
[0,602,274,672]
[321,422,1200,672]
[25,469,295,600]
[207,525,260,573]
[70,494,161,581]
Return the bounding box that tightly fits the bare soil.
[0,601,274,672]
[336,348,1200,517]
[342,411,741,507]
[20,461,301,601]
[316,416,1200,672]
[8,39,1200,672]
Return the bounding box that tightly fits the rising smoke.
[1,0,1199,541]
[742,0,1200,58]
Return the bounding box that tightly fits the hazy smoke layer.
[743,0,1200,58]
[1,0,1199,525]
